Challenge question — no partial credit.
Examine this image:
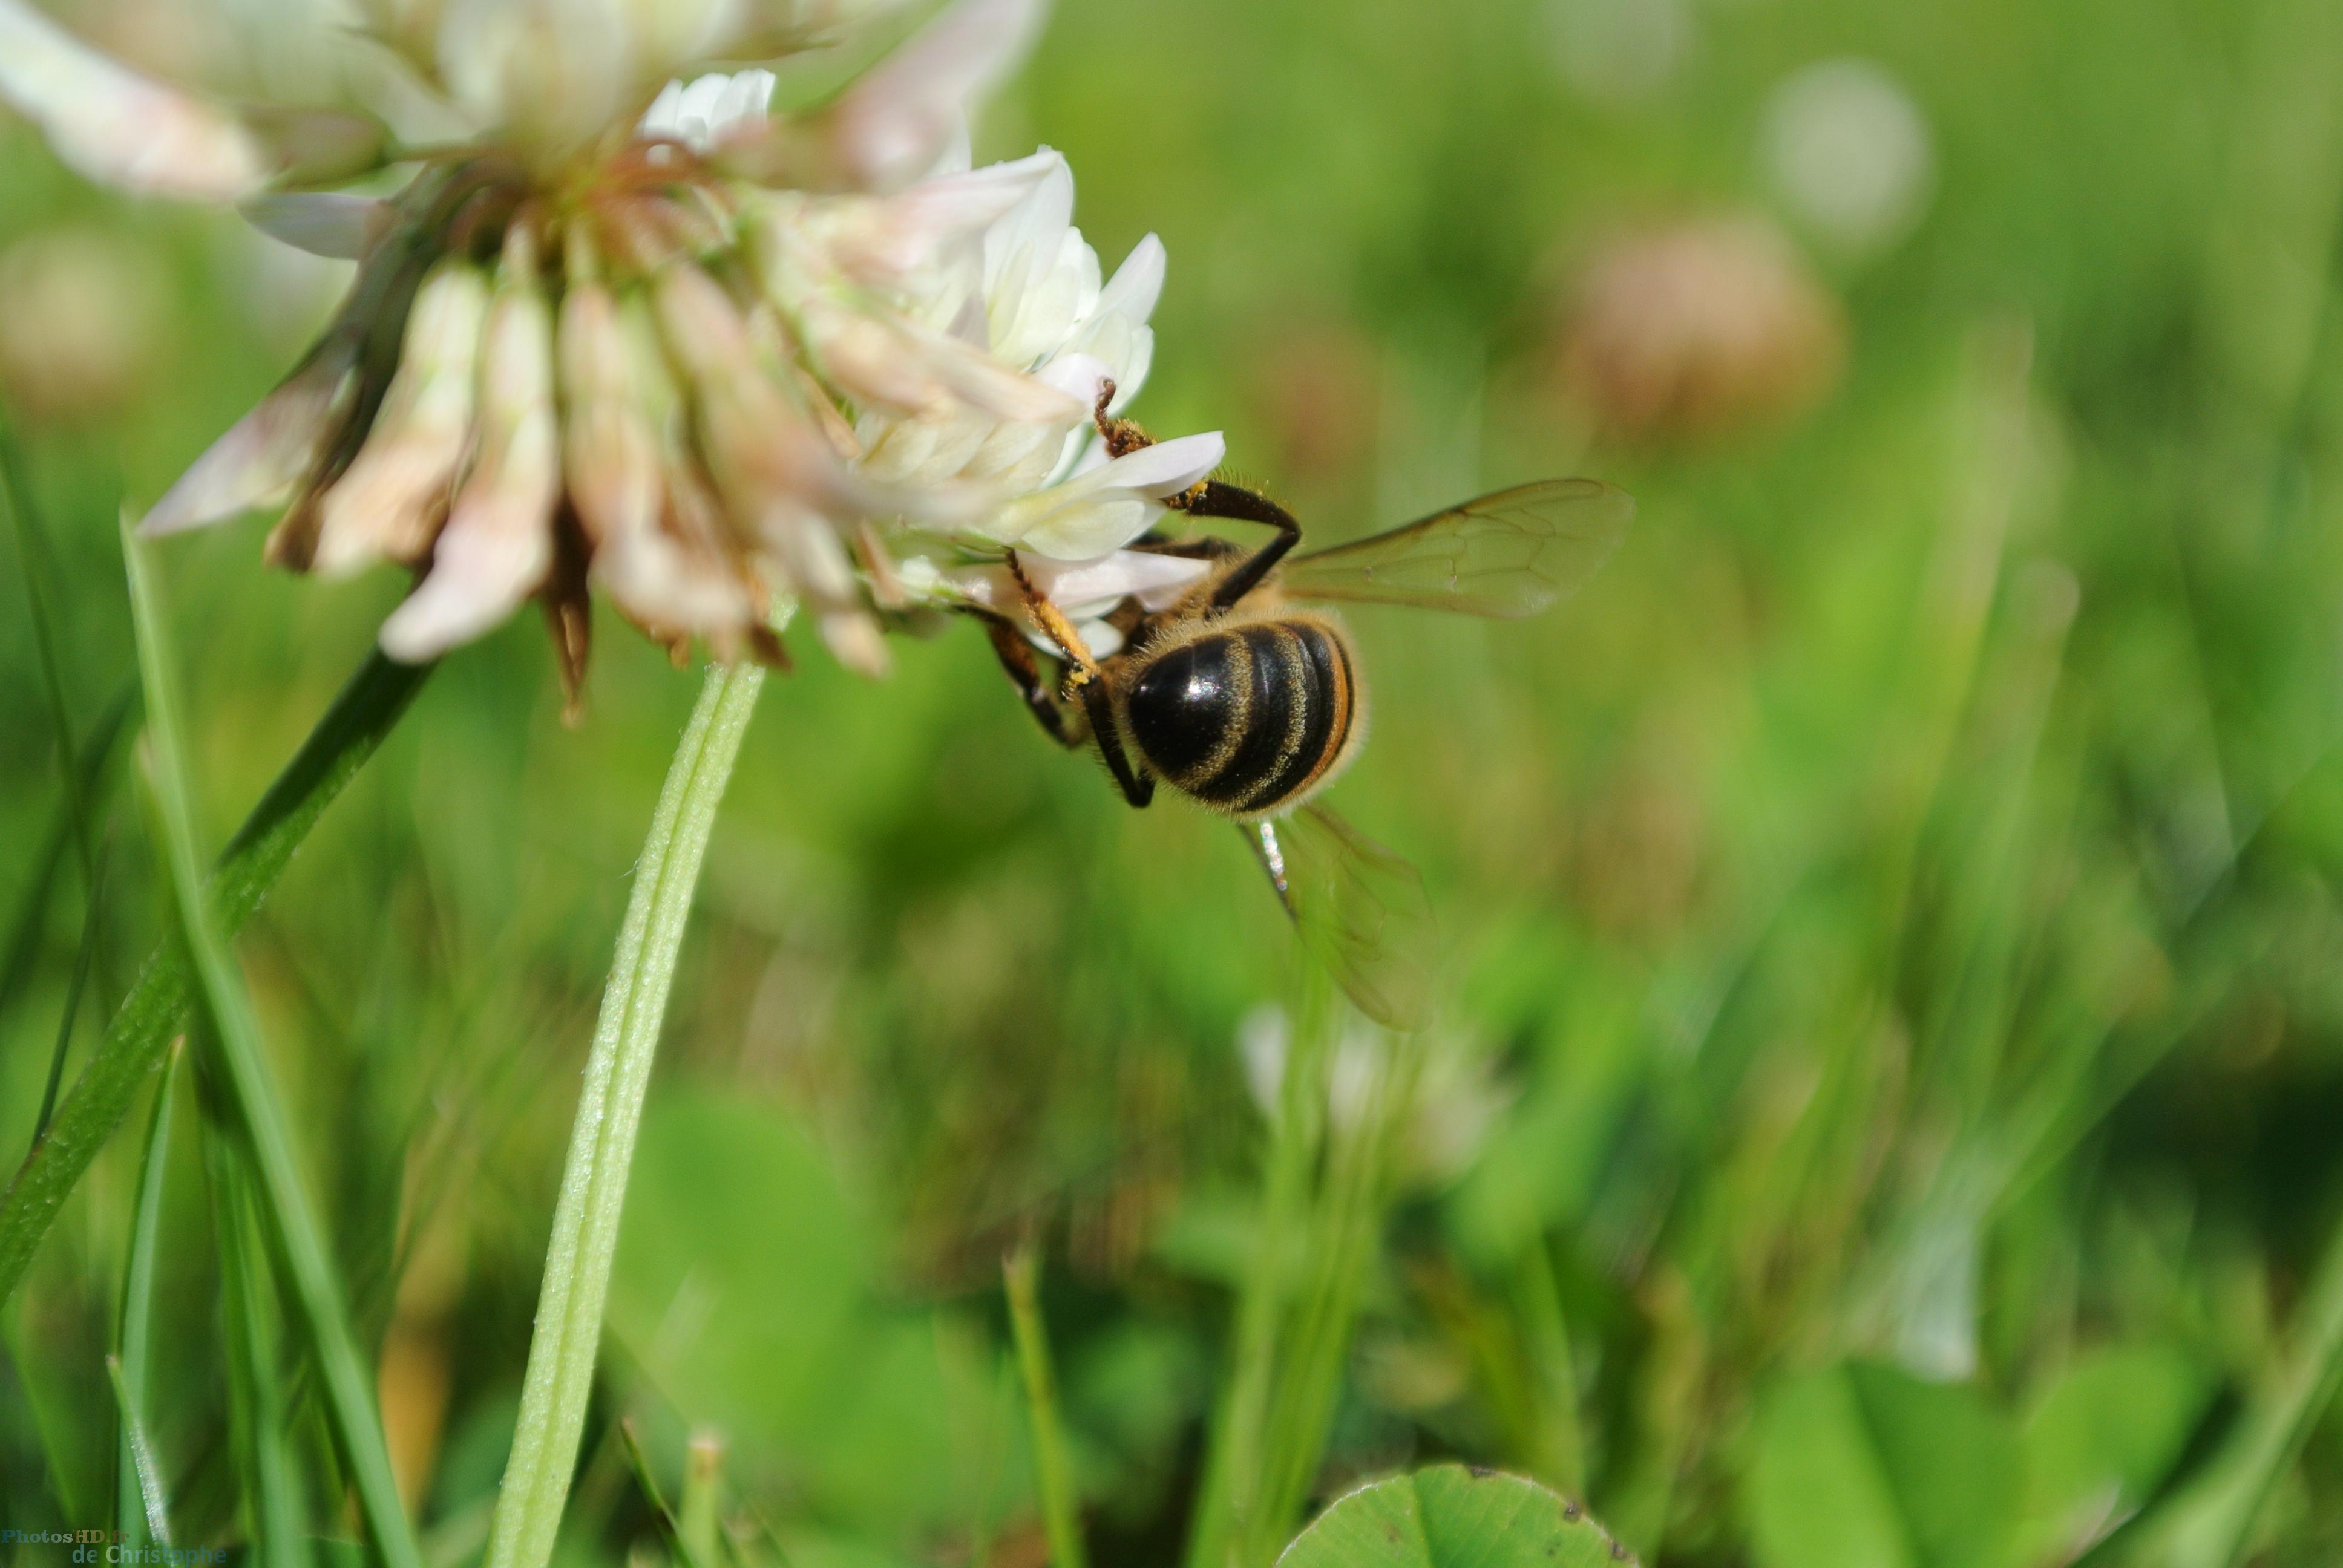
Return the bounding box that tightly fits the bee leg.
[980,615,1082,748]
[985,608,1153,807]
[1178,482,1303,611]
[1091,382,1293,599]
[1076,678,1155,808]
[1092,379,1154,459]
[1004,548,1105,691]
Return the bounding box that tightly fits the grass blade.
[0,683,132,1039]
[106,1353,172,1546]
[122,520,424,1568]
[679,1431,723,1568]
[614,1417,710,1568]
[113,1039,179,1545]
[2,1303,96,1521]
[1509,1236,1586,1495]
[0,645,427,1307]
[202,1080,310,1568]
[2138,1215,2343,1568]
[484,659,766,1568]
[1006,1241,1089,1568]
[0,405,100,891]
[1184,981,1334,1568]
[1250,1034,1411,1561]
[31,838,110,1153]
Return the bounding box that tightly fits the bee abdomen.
[1125,619,1356,817]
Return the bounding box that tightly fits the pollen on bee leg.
[1004,547,1101,681]
[1091,379,1156,460]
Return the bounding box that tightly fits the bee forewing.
[1244,805,1436,1031]
[1277,477,1633,618]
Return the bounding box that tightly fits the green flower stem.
[0,648,429,1307]
[485,661,766,1568]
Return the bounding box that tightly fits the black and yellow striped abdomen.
[1122,616,1360,818]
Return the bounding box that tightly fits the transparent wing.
[1243,805,1437,1031]
[1278,478,1633,618]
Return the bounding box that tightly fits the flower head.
[1555,214,1844,445]
[0,0,1222,704]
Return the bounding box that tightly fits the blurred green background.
[10,0,2343,1562]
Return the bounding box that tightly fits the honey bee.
[965,393,1633,1028]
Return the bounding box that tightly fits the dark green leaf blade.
[0,650,427,1307]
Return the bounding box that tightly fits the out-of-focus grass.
[7,0,2343,1563]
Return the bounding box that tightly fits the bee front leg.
[1092,379,1153,459]
[1181,483,1302,611]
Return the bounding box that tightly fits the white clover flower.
[638,70,777,154]
[1759,59,1936,260]
[854,147,1237,655]
[856,150,1178,515]
[0,0,1223,702]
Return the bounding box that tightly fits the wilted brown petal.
[542,505,594,721]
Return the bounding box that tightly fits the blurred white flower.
[0,0,265,198]
[0,0,1220,702]
[1234,1003,1506,1184]
[1548,0,1692,108]
[1759,59,1936,260]
[0,226,165,422]
[1556,213,1846,443]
